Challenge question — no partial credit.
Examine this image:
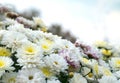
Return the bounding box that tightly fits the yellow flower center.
[0,47,11,57]
[41,39,53,51]
[41,27,47,32]
[29,76,33,80]
[115,60,120,67]
[8,78,16,83]
[42,44,49,50]
[69,72,74,77]
[0,60,5,68]
[54,61,58,65]
[88,73,93,78]
[101,49,112,56]
[41,67,53,78]
[25,46,36,55]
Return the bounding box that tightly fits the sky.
[1,0,120,43]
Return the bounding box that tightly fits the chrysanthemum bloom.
[16,42,43,68]
[16,68,45,83]
[0,56,14,77]
[40,38,54,53]
[0,56,13,70]
[45,54,68,72]
[109,57,120,71]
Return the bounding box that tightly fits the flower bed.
[0,12,120,83]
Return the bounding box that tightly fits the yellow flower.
[101,49,112,56]
[0,47,11,57]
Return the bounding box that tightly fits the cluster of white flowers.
[0,14,120,83]
[0,17,81,83]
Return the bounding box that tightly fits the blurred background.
[0,0,120,43]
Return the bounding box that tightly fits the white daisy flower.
[1,72,17,83]
[16,42,42,58]
[25,30,43,43]
[16,42,43,68]
[40,66,55,78]
[1,31,28,52]
[98,75,118,83]
[43,54,68,72]
[16,68,45,83]
[39,38,55,53]
[0,56,14,70]
[69,73,87,83]
[109,57,120,71]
